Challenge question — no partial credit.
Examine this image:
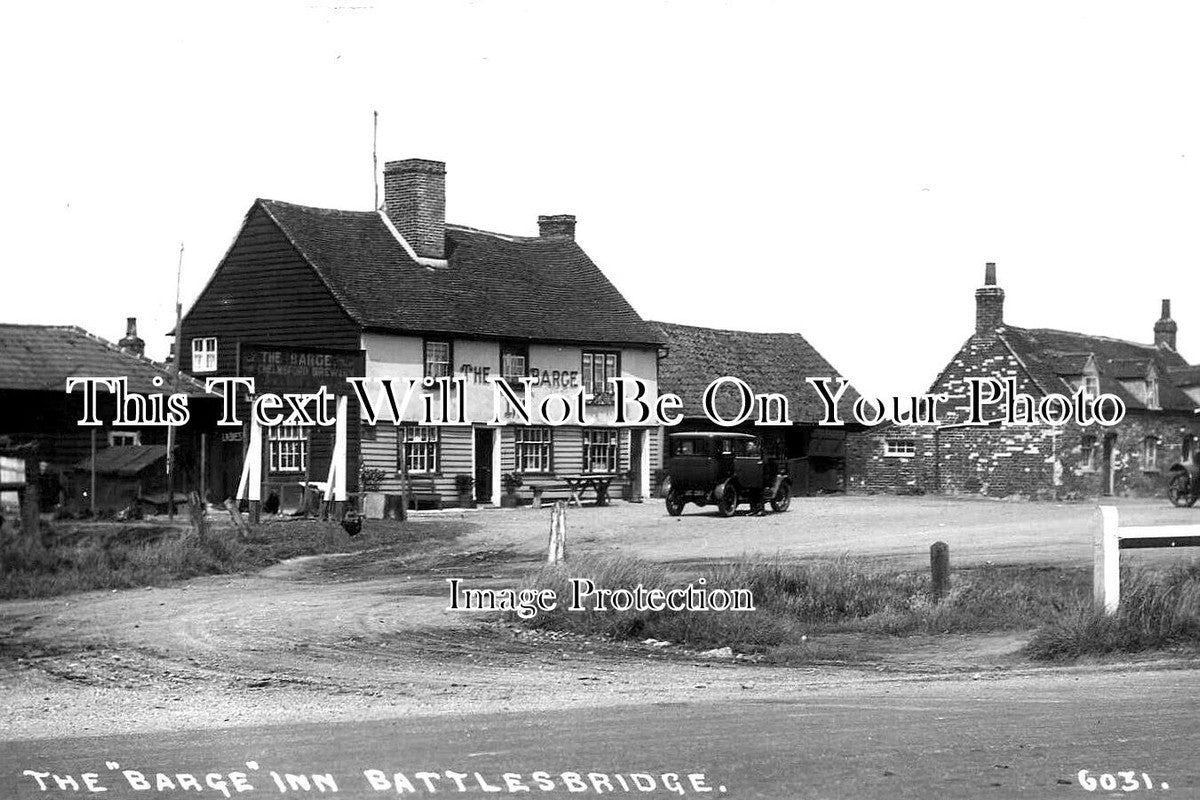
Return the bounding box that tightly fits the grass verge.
[0,516,468,599]
[509,553,1091,652]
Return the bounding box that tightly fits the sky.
[3,1,1198,398]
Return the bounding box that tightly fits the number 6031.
[1078,770,1167,792]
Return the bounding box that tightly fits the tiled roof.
[1044,353,1093,375]
[257,200,665,347]
[999,326,1196,412]
[653,322,861,422]
[0,324,209,396]
[1168,365,1200,388]
[75,444,168,475]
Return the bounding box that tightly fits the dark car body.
[663,431,791,516]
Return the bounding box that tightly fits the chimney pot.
[118,316,145,356]
[383,158,446,260]
[984,262,997,286]
[538,214,576,240]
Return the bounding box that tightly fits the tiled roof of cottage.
[999,326,1196,412]
[256,200,665,347]
[1169,365,1200,388]
[653,322,861,422]
[0,324,209,396]
[1044,353,1094,375]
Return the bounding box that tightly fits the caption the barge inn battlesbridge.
[178,158,666,510]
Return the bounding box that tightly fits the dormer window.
[1082,374,1099,398]
[1145,376,1159,409]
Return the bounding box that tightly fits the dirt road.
[2,495,1197,742]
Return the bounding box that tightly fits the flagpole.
[167,243,184,520]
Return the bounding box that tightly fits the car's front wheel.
[770,482,791,512]
[716,482,738,517]
[665,490,685,517]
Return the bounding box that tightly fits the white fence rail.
[1094,506,1200,614]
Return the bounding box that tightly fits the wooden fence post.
[1094,506,1121,615]
[930,541,950,603]
[548,501,567,563]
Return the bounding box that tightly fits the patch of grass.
[509,554,1094,651]
[1025,563,1200,660]
[0,515,472,599]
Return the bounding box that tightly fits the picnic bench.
[529,475,615,508]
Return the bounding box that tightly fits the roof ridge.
[652,320,818,339]
[446,223,534,243]
[259,198,377,217]
[1020,325,1157,350]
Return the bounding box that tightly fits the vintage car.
[663,431,791,517]
[1167,454,1200,507]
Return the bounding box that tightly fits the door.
[1101,433,1117,496]
[474,428,494,503]
[629,429,644,501]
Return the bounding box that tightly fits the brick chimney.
[1154,298,1177,350]
[538,214,576,240]
[975,262,1005,336]
[383,158,446,260]
[118,317,145,356]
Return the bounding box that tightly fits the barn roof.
[75,444,168,475]
[252,200,665,347]
[0,324,209,396]
[999,326,1196,412]
[653,322,861,423]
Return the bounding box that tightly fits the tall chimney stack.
[538,214,576,240]
[1154,298,1177,350]
[975,262,1005,336]
[383,158,446,260]
[118,317,145,356]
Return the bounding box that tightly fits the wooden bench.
[402,475,443,511]
[528,482,576,508]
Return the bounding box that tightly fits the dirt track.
[3,495,1198,741]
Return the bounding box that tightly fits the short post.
[930,541,950,603]
[547,500,567,563]
[1094,506,1120,615]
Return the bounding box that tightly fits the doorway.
[1101,433,1117,496]
[474,428,495,504]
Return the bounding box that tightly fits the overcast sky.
[4,1,1198,397]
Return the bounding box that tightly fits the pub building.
[179,158,664,510]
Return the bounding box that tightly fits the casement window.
[269,425,308,473]
[1184,434,1196,463]
[583,429,619,473]
[884,438,916,457]
[515,427,553,473]
[1142,436,1159,470]
[191,337,217,373]
[108,431,141,447]
[423,340,452,378]
[582,350,620,402]
[399,425,440,474]
[1082,374,1100,398]
[1080,435,1098,471]
[500,343,528,383]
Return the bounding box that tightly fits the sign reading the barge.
[238,344,365,394]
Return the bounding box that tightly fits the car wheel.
[1168,472,1192,507]
[665,490,685,517]
[770,483,791,512]
[716,483,738,517]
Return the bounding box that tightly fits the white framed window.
[583,429,619,473]
[269,425,308,473]
[399,425,440,474]
[1082,374,1099,398]
[500,343,528,383]
[108,431,141,447]
[884,438,916,457]
[424,340,452,378]
[191,337,217,373]
[1080,435,1098,471]
[582,351,619,402]
[1142,436,1158,470]
[515,427,553,473]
